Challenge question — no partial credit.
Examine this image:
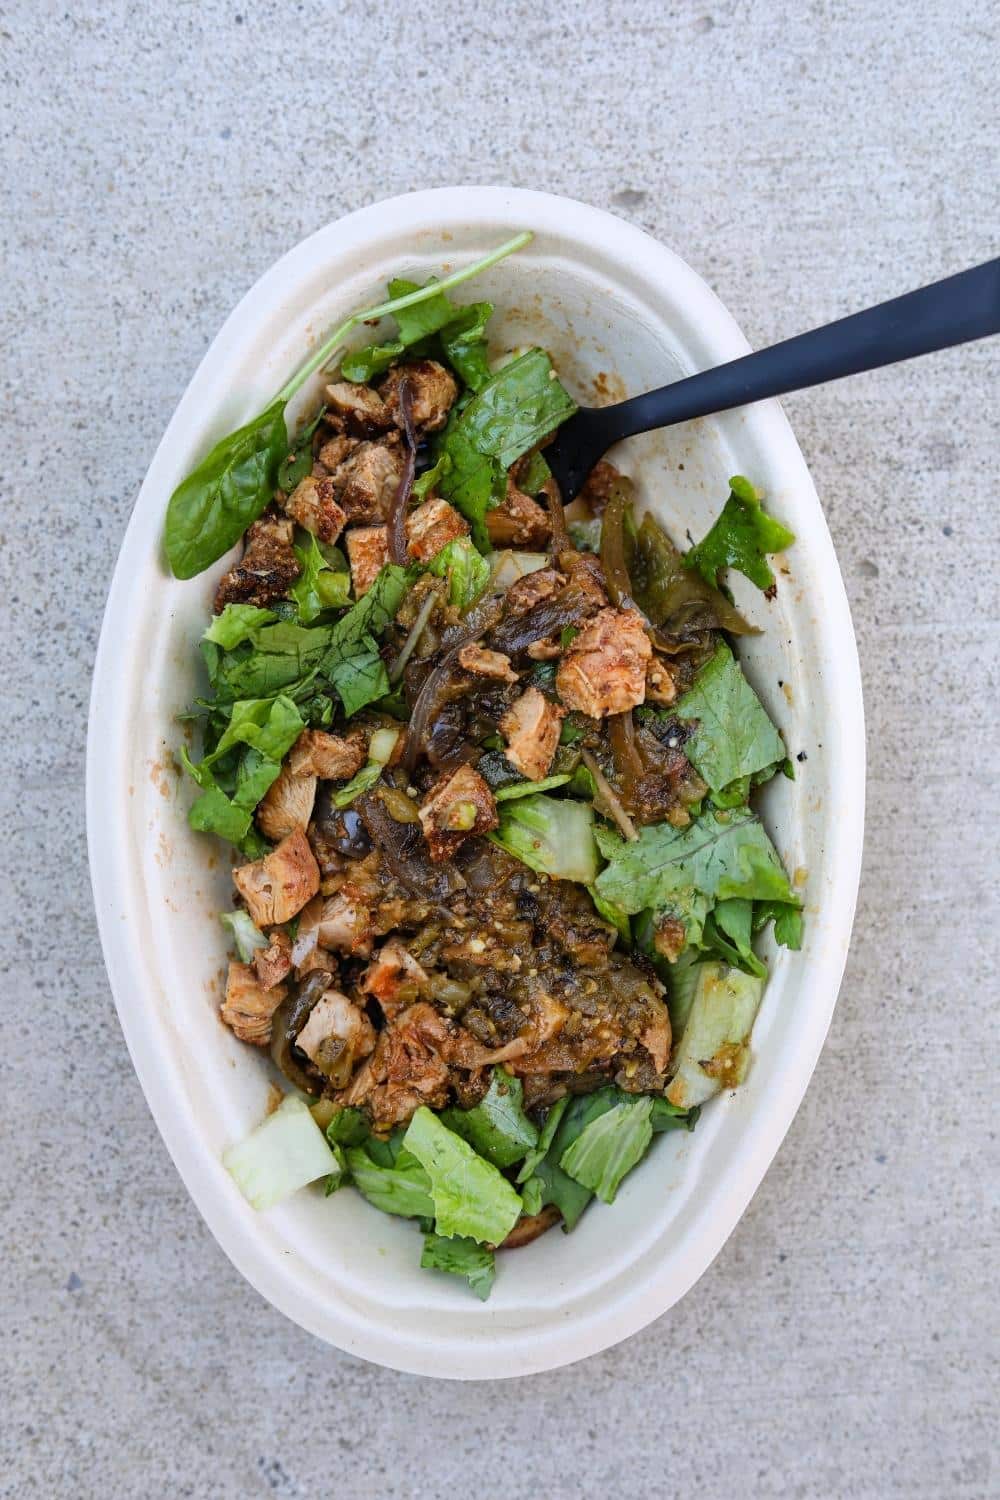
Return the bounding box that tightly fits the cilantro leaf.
[685,476,795,592]
[674,641,787,795]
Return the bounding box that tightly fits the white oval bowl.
[87,187,864,1378]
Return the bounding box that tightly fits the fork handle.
[602,256,1000,444]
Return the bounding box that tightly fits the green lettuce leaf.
[650,1097,700,1133]
[685,476,795,592]
[675,641,786,794]
[343,1141,435,1220]
[181,694,304,847]
[518,1089,620,1231]
[204,604,277,649]
[325,638,390,716]
[437,301,494,391]
[340,277,494,388]
[559,1094,654,1204]
[219,909,266,962]
[413,453,452,500]
[441,1068,539,1168]
[492,794,599,884]
[700,896,767,978]
[420,1233,496,1301]
[434,350,576,549]
[289,532,351,623]
[324,1108,370,1147]
[427,536,491,609]
[753,899,804,949]
[402,1106,522,1245]
[594,807,797,917]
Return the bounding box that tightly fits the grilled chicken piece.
[645,658,679,706]
[418,764,499,862]
[317,890,373,955]
[640,1009,672,1074]
[340,1002,454,1128]
[214,508,300,613]
[345,525,389,596]
[232,829,321,927]
[294,988,376,1085]
[220,961,287,1045]
[252,929,293,990]
[406,497,469,561]
[555,607,652,717]
[334,437,404,522]
[323,381,391,435]
[485,478,552,549]
[289,728,367,781]
[361,939,431,1018]
[283,474,347,543]
[256,762,317,842]
[503,567,561,617]
[457,643,518,682]
[316,433,358,473]
[500,685,564,780]
[379,360,458,434]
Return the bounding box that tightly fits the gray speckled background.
[2,1,998,1495]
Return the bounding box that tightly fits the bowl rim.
[87,185,865,1377]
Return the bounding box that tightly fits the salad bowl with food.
[88,187,864,1377]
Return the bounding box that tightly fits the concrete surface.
[2,1,997,1495]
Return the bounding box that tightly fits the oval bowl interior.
[87,187,864,1379]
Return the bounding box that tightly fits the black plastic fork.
[544,258,1000,502]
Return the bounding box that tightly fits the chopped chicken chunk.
[316,433,358,473]
[640,1008,672,1074]
[406,497,469,561]
[646,658,678,705]
[323,381,391,434]
[379,359,458,434]
[418,764,498,862]
[289,728,367,781]
[214,508,299,613]
[232,829,320,927]
[361,939,430,1018]
[317,890,373,955]
[485,478,552,549]
[526,638,561,660]
[345,525,389,596]
[555,607,652,717]
[253,929,293,990]
[283,474,346,543]
[457,643,518,682]
[500,686,565,780]
[560,550,608,611]
[504,567,562,617]
[294,988,376,1085]
[220,961,287,1046]
[340,1001,454,1127]
[256,761,317,842]
[333,437,403,522]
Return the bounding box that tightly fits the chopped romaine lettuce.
[324,1107,370,1147]
[402,1106,522,1245]
[331,762,382,809]
[666,962,765,1109]
[427,536,491,609]
[492,794,599,885]
[290,531,350,623]
[343,1139,435,1220]
[441,1068,539,1168]
[675,641,786,795]
[420,1233,496,1301]
[685,476,795,593]
[203,603,277,649]
[559,1095,654,1204]
[219,908,267,963]
[223,1094,339,1211]
[181,693,305,848]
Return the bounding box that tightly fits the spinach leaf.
[685,476,795,592]
[402,1106,523,1245]
[277,404,327,492]
[341,277,494,386]
[674,641,786,794]
[437,301,494,391]
[420,1233,496,1301]
[434,350,577,549]
[165,400,288,580]
[594,807,797,916]
[441,1069,539,1169]
[326,638,390,716]
[213,619,332,704]
[559,1095,654,1204]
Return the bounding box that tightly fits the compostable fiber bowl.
[87,187,864,1378]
